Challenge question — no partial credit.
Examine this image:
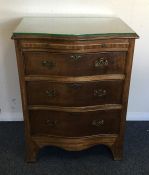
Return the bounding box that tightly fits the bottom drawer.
[29,110,121,137]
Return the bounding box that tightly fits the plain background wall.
[0,0,149,121]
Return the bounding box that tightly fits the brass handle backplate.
[94,89,107,97]
[70,55,81,61]
[95,58,108,67]
[45,89,56,97]
[46,120,57,127]
[92,119,104,127]
[41,60,55,69]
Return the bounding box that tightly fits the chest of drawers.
[12,17,138,162]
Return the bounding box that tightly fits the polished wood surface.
[28,104,122,112]
[27,80,123,106]
[12,17,138,162]
[29,110,121,137]
[24,51,126,76]
[25,74,125,82]
[19,39,130,52]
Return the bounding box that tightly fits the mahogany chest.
[12,17,138,162]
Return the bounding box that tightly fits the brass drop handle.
[70,55,81,61]
[46,120,57,127]
[41,60,55,69]
[94,89,107,97]
[95,58,108,67]
[45,89,56,97]
[92,119,104,127]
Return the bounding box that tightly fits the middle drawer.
[26,80,123,106]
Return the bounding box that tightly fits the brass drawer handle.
[45,89,56,97]
[68,83,82,89]
[94,89,107,97]
[46,120,57,127]
[41,60,55,69]
[70,55,81,61]
[95,58,108,67]
[92,119,104,127]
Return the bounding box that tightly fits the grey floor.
[0,122,149,175]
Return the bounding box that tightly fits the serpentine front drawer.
[23,51,126,76]
[26,80,123,106]
[29,109,121,137]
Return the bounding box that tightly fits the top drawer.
[19,38,129,52]
[20,39,129,52]
[23,51,126,76]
